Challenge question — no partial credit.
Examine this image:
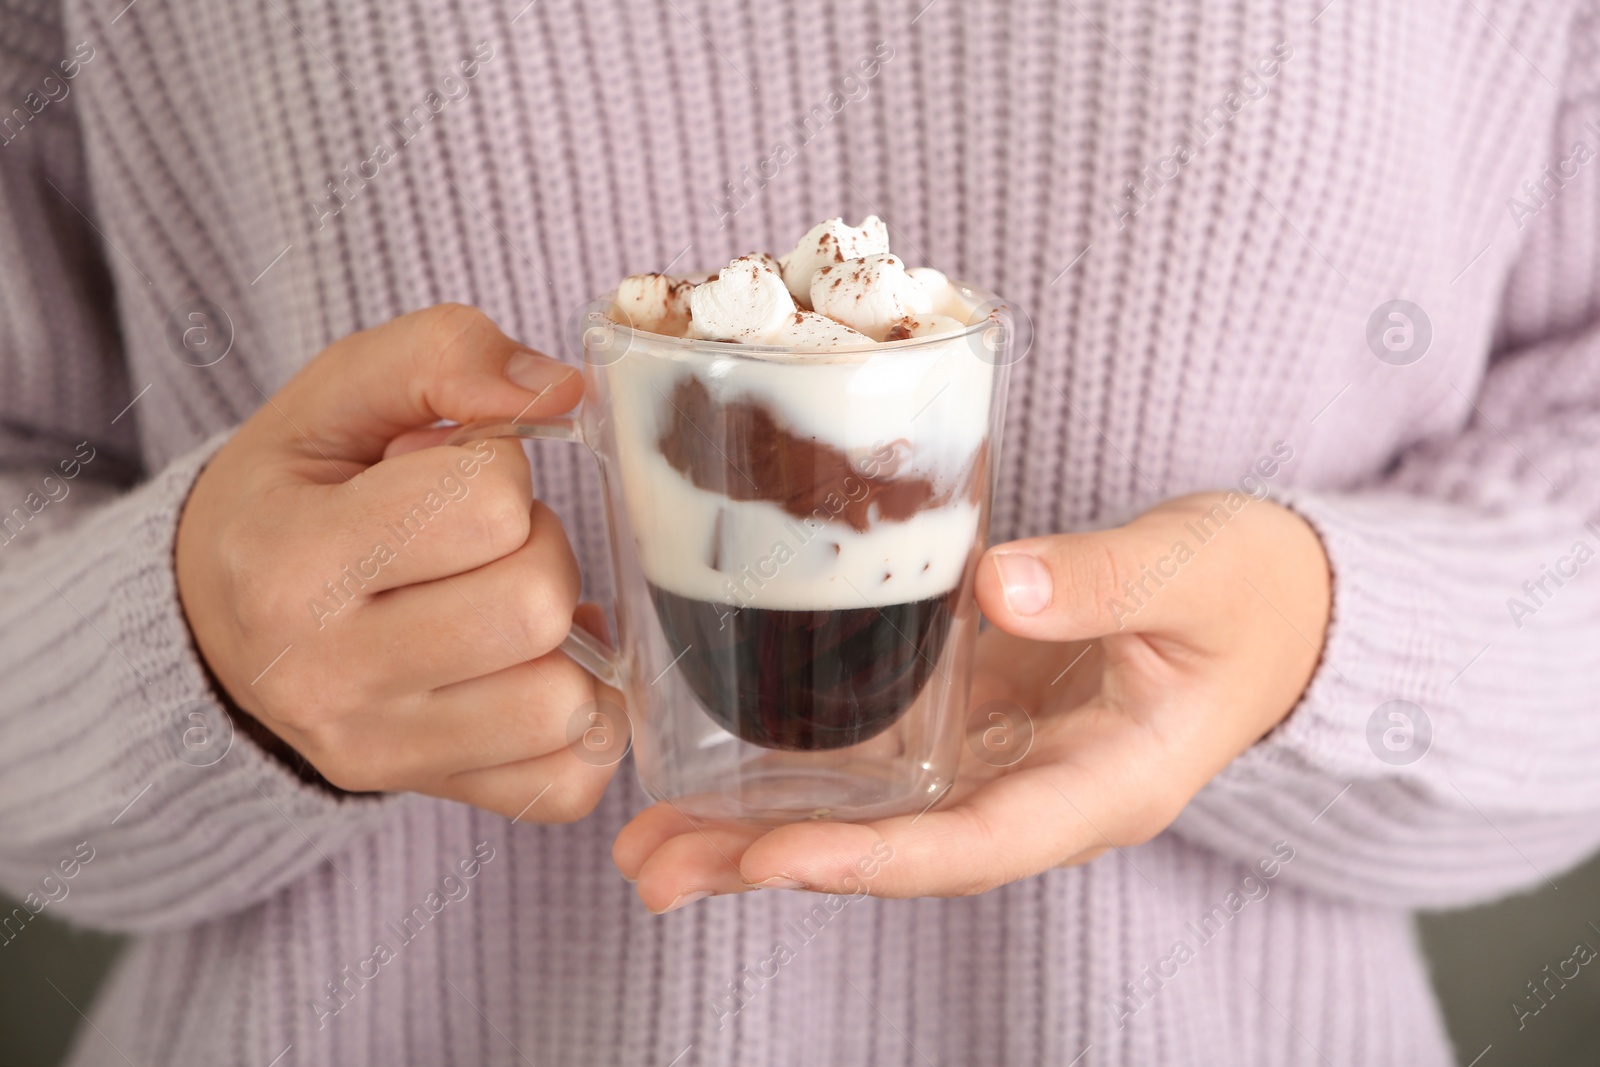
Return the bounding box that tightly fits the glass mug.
[448,287,1018,824]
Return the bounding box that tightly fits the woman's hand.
[613,492,1331,909]
[177,304,619,822]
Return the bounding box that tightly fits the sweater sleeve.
[0,21,396,933]
[1172,27,1600,910]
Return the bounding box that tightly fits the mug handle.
[444,414,624,690]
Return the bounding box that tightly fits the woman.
[2,0,1597,1063]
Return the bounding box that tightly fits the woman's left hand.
[613,492,1331,911]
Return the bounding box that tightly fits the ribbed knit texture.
[2,0,1599,1063]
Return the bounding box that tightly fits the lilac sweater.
[3,0,1599,1063]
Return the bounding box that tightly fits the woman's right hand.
[175,304,619,822]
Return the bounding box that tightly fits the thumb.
[270,303,582,462]
[975,518,1200,641]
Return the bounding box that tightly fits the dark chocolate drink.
[649,585,958,750]
[635,373,984,751]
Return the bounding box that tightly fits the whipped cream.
[606,327,992,609]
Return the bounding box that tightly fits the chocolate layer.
[649,584,957,750]
[656,376,977,533]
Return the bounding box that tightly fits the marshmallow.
[752,251,784,278]
[883,313,966,341]
[765,310,875,350]
[779,216,890,306]
[687,254,797,342]
[907,267,978,320]
[613,273,693,335]
[907,267,949,301]
[810,253,935,341]
[607,220,973,352]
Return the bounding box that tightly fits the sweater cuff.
[1171,490,1472,861]
[1242,489,1465,774]
[9,431,396,930]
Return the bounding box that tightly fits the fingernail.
[506,349,578,393]
[751,876,805,891]
[652,890,711,915]
[620,873,637,885]
[993,552,1052,616]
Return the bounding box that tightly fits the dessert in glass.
[453,217,1019,823]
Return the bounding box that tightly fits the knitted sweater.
[3,0,1599,1063]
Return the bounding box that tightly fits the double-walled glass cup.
[450,288,1017,824]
